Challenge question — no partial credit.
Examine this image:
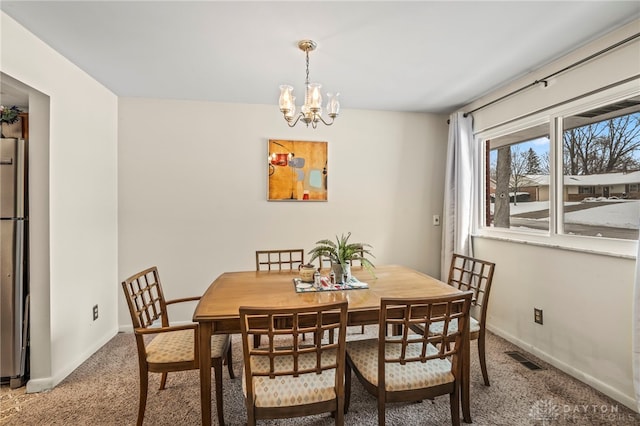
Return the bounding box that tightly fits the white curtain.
[633,240,640,411]
[441,112,475,281]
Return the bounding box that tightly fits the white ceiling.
[1,1,639,113]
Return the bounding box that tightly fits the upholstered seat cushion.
[242,349,338,407]
[428,317,480,335]
[346,338,454,392]
[146,329,229,364]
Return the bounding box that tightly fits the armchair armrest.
[134,323,197,336]
[165,296,201,306]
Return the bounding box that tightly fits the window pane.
[561,96,640,240]
[486,123,550,232]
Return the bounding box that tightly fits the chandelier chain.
[305,49,310,85]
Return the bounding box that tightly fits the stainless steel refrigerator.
[1,137,29,388]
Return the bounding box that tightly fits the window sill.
[473,228,637,260]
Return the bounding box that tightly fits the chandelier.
[278,40,340,128]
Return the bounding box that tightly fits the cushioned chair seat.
[346,338,454,392]
[242,350,338,407]
[146,329,230,364]
[428,317,480,336]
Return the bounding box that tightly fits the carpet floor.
[1,327,638,425]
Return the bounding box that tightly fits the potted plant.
[308,232,375,282]
[0,105,21,138]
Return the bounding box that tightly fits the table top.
[193,264,458,324]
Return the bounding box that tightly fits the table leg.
[199,322,212,426]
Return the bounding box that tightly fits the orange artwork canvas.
[268,139,328,201]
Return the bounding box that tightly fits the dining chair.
[254,248,307,348]
[345,292,473,426]
[121,266,234,426]
[239,301,348,425]
[410,253,496,386]
[255,248,305,271]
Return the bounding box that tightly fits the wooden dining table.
[193,264,471,425]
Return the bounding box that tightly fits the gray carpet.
[2,327,639,425]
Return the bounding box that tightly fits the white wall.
[1,12,119,391]
[118,99,448,326]
[476,238,636,406]
[467,20,640,410]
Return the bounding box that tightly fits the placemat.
[293,276,369,293]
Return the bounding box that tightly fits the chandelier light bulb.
[327,93,340,117]
[285,97,296,119]
[279,85,294,113]
[308,83,322,111]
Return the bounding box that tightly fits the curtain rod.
[475,74,639,135]
[461,31,640,118]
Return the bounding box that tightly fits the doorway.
[1,72,52,391]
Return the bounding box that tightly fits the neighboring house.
[489,171,640,202]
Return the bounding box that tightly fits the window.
[561,97,640,240]
[578,186,595,194]
[487,123,550,233]
[479,86,640,250]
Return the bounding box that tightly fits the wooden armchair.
[345,292,473,426]
[255,248,305,271]
[254,249,306,347]
[121,266,234,426]
[239,301,348,425]
[410,253,496,386]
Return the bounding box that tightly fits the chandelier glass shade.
[278,40,339,128]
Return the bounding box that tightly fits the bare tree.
[510,145,529,206]
[489,156,497,181]
[494,146,511,228]
[600,115,640,172]
[563,114,640,175]
[563,125,598,175]
[540,151,551,174]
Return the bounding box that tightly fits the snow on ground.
[491,200,640,229]
[564,200,639,229]
[507,201,549,215]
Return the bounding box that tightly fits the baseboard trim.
[26,377,54,393]
[118,324,133,333]
[26,328,118,394]
[487,325,639,413]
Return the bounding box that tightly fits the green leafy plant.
[0,105,21,124]
[308,232,375,274]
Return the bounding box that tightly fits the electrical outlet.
[433,215,440,226]
[534,308,543,325]
[93,304,99,321]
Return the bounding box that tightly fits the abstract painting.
[268,139,328,201]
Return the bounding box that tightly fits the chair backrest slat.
[255,249,305,271]
[378,292,473,390]
[240,301,347,380]
[448,254,495,315]
[121,266,169,329]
